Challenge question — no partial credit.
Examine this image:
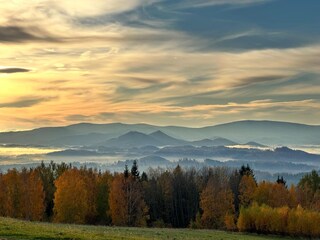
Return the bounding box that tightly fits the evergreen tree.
[141,172,148,182]
[299,170,320,193]
[131,160,140,179]
[240,164,255,178]
[277,176,287,187]
[124,164,129,179]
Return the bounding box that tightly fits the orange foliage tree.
[253,181,291,208]
[0,168,45,221]
[239,175,256,207]
[109,173,148,227]
[21,169,45,221]
[53,168,91,224]
[1,169,24,218]
[200,174,234,229]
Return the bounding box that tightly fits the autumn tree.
[200,169,234,229]
[79,167,99,223]
[270,182,290,208]
[230,165,255,215]
[0,168,45,221]
[0,173,3,215]
[239,175,256,207]
[1,169,23,218]
[109,165,148,227]
[53,168,90,224]
[253,181,290,208]
[20,169,45,221]
[35,161,70,219]
[297,170,320,209]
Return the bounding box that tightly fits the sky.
[0,0,320,130]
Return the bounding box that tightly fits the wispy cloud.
[0,26,59,43]
[170,0,273,9]
[0,97,53,108]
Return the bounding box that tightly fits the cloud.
[0,26,59,43]
[53,0,158,17]
[170,0,272,9]
[233,75,290,88]
[0,67,30,73]
[0,97,52,108]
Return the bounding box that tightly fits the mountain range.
[0,120,319,147]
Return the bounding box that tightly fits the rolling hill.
[0,120,319,146]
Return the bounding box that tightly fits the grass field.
[0,217,297,240]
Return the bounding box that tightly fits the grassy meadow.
[0,217,298,240]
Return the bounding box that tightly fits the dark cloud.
[0,97,53,108]
[234,75,290,88]
[0,68,30,74]
[0,26,59,43]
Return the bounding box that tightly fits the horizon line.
[1,119,319,133]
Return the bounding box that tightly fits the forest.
[0,161,320,238]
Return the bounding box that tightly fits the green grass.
[0,217,297,240]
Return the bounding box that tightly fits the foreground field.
[0,217,296,240]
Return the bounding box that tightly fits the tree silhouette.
[131,160,140,179]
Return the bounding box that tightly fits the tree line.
[0,161,320,237]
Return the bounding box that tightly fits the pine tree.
[277,176,287,187]
[131,160,140,179]
[141,172,148,182]
[124,164,129,179]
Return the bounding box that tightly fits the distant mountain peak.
[119,131,150,139]
[149,130,167,136]
[149,130,186,146]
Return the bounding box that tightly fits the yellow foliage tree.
[239,175,256,207]
[224,213,237,231]
[53,169,90,224]
[288,184,298,208]
[238,204,320,237]
[79,168,99,223]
